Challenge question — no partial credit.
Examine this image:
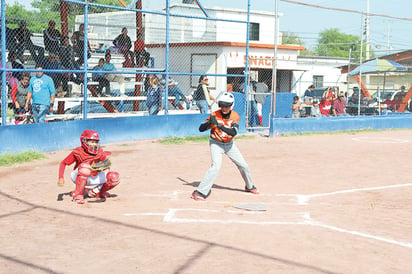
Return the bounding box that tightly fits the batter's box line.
[275,183,412,205]
[124,209,412,249]
[307,220,412,249]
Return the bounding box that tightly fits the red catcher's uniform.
[58,147,109,179]
[208,109,240,143]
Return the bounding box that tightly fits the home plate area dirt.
[1,130,412,273]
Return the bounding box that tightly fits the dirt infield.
[1,130,412,273]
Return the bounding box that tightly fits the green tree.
[5,0,133,33]
[281,32,304,46]
[315,28,373,59]
[31,0,133,15]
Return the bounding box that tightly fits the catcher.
[57,130,120,204]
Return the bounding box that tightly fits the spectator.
[319,89,333,117]
[332,91,347,116]
[348,90,360,105]
[191,92,259,201]
[102,52,126,96]
[25,65,56,123]
[193,75,217,114]
[92,58,111,96]
[71,23,92,66]
[382,94,394,111]
[7,51,25,80]
[134,33,150,67]
[112,27,135,67]
[291,95,302,118]
[0,56,18,90]
[15,21,45,65]
[247,80,260,126]
[146,76,163,115]
[393,94,403,111]
[43,20,61,54]
[4,21,25,63]
[167,78,188,109]
[303,84,315,97]
[11,73,31,124]
[59,36,82,85]
[254,81,269,125]
[43,53,68,96]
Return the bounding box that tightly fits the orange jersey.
[209,110,239,143]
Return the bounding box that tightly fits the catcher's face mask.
[82,139,100,155]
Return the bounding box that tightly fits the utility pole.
[387,21,391,55]
[365,0,370,88]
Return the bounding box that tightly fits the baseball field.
[1,129,411,273]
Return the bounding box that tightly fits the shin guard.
[72,163,92,202]
[98,171,120,198]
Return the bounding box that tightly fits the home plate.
[233,203,267,211]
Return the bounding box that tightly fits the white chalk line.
[123,183,412,249]
[160,209,412,249]
[352,137,409,144]
[307,220,412,249]
[276,183,412,205]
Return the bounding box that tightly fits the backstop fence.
[1,0,274,127]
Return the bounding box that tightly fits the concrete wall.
[0,92,246,154]
[2,92,412,154]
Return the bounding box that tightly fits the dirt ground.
[1,130,412,274]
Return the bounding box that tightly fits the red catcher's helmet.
[80,130,100,155]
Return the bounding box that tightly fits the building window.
[249,23,260,41]
[313,75,324,88]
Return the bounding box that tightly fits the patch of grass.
[0,151,46,166]
[159,134,255,145]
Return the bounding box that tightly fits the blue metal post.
[164,0,170,115]
[244,0,251,126]
[1,0,6,126]
[83,1,89,120]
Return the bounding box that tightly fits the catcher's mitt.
[91,158,111,172]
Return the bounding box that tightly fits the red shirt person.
[58,130,120,204]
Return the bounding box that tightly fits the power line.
[280,0,412,21]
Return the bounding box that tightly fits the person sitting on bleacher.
[15,21,45,65]
[92,58,111,97]
[3,19,25,63]
[71,23,92,66]
[102,52,126,96]
[43,20,61,54]
[112,27,135,68]
[0,56,18,90]
[7,51,25,81]
[134,33,150,67]
[59,36,82,86]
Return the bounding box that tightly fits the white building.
[78,3,348,97]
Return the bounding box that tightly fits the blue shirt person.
[167,79,187,109]
[146,76,163,115]
[25,66,56,123]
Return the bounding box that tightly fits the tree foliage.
[281,32,304,46]
[315,28,373,59]
[5,0,133,33]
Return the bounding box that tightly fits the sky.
[9,0,412,57]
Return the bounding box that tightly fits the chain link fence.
[1,1,253,125]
